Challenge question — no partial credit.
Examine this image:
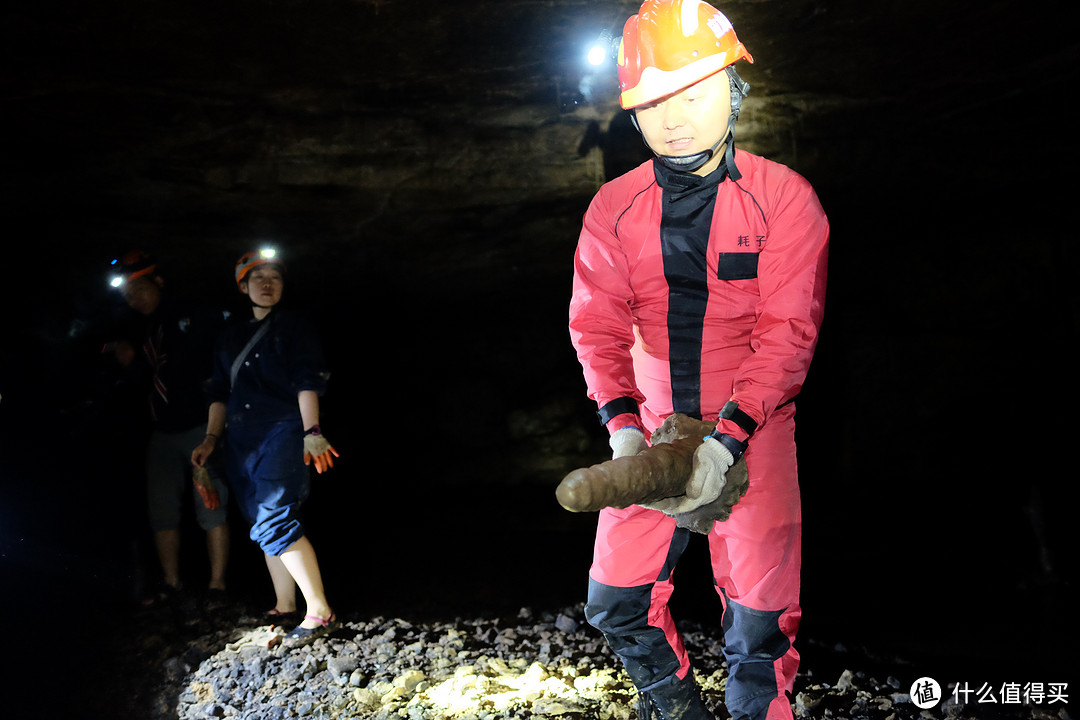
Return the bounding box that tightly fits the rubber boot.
[638,673,714,720]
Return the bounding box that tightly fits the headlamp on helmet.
[587,29,617,67]
[108,250,157,290]
[235,247,285,288]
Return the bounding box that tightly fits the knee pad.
[721,597,791,720]
[585,579,683,690]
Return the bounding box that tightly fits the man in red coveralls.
[568,2,829,719]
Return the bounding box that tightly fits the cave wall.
[2,0,1078,670]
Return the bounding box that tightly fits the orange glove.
[303,432,339,474]
[193,466,221,510]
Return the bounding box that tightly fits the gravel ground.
[77,592,1065,720]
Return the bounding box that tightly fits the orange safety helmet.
[618,0,753,110]
[109,249,158,288]
[234,248,285,288]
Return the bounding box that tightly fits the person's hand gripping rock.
[644,434,735,516]
[609,426,648,459]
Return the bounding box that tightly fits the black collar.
[653,156,730,201]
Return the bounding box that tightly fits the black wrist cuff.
[719,400,757,438]
[597,397,640,426]
[707,431,748,461]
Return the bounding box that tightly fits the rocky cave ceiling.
[2,0,1077,350]
[6,3,1072,234]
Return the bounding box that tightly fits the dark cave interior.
[2,0,1077,709]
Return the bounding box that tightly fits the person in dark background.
[569,2,829,719]
[578,109,655,182]
[191,248,340,644]
[109,250,232,604]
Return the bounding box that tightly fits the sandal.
[282,612,338,646]
[266,607,300,621]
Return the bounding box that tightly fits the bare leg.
[154,528,182,589]
[206,523,230,591]
[265,553,298,613]
[279,535,332,628]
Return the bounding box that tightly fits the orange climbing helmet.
[109,249,158,288]
[234,247,285,288]
[618,0,753,109]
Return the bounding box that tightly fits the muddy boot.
[637,674,713,720]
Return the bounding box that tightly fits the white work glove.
[609,426,647,459]
[303,432,339,474]
[644,435,735,515]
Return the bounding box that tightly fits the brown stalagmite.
[556,413,748,513]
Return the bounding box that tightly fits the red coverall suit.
[569,148,828,720]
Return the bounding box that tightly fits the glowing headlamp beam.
[587,29,615,67]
